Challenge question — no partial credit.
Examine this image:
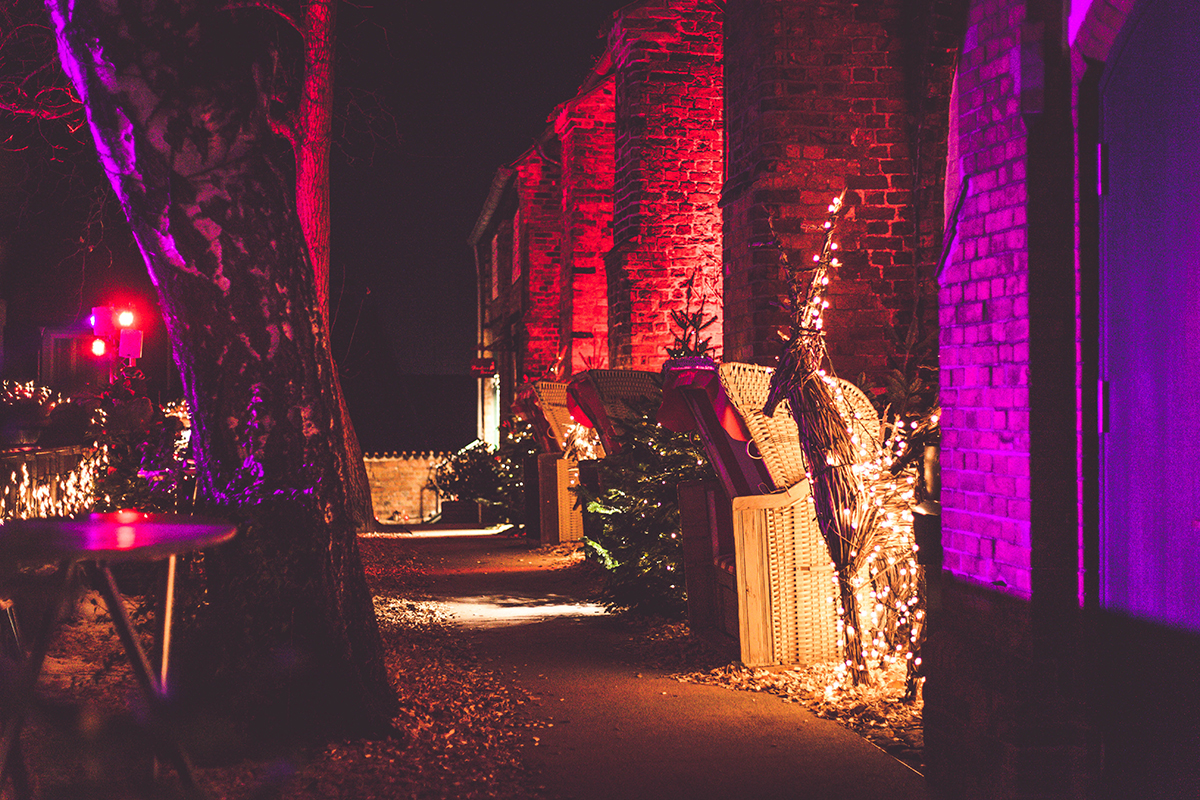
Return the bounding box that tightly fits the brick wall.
[721,0,955,383]
[606,0,724,369]
[555,76,616,374]
[512,149,563,381]
[929,2,1036,795]
[926,0,1085,796]
[364,452,446,523]
[938,0,1032,595]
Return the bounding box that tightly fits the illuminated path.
[387,528,929,800]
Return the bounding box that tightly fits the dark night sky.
[326,1,628,450]
[332,1,627,374]
[1,1,629,453]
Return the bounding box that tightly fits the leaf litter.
[8,541,550,799]
[8,537,922,797]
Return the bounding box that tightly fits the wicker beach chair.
[717,363,880,490]
[567,369,662,455]
[531,380,573,451]
[716,363,880,667]
[524,381,585,544]
[732,481,839,666]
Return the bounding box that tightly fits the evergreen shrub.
[434,419,536,527]
[575,397,714,617]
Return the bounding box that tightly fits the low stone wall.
[364,452,447,524]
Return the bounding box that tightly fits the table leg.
[153,554,178,783]
[0,561,77,798]
[161,554,176,690]
[0,599,21,660]
[86,563,202,794]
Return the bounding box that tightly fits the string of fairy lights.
[564,422,602,461]
[0,448,104,520]
[0,385,191,522]
[0,382,101,520]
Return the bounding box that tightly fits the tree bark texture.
[46,0,395,736]
[296,0,334,318]
[261,0,375,531]
[292,0,376,532]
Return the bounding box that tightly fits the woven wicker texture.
[765,497,838,664]
[557,459,584,542]
[584,369,662,423]
[719,363,805,489]
[732,483,839,666]
[532,381,572,450]
[825,379,881,466]
[718,363,880,490]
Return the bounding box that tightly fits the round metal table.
[0,511,237,798]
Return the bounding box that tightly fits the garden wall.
[364,452,446,524]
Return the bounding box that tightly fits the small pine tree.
[494,417,538,527]
[575,397,715,617]
[433,418,537,527]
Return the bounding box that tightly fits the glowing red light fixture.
[90,337,107,357]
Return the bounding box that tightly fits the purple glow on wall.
[1100,0,1200,633]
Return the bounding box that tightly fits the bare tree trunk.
[295,0,333,317]
[46,0,395,737]
[292,0,375,530]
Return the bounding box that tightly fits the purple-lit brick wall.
[928,0,1037,792]
[925,0,1087,796]
[555,77,616,374]
[721,0,950,380]
[512,150,563,382]
[606,0,724,369]
[938,8,1032,596]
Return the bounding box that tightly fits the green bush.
[433,419,537,526]
[575,398,714,617]
[91,368,189,513]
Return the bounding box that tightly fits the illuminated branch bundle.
[765,194,923,689]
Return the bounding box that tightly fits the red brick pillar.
[512,149,563,381]
[606,0,724,369]
[722,0,953,384]
[555,75,616,375]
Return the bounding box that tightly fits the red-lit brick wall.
[721,0,954,383]
[606,0,724,369]
[555,78,616,374]
[511,150,563,382]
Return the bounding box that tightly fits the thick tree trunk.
[296,0,334,317]
[293,0,376,531]
[46,0,395,736]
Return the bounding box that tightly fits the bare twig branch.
[220,1,302,34]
